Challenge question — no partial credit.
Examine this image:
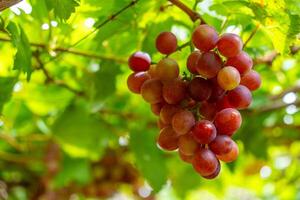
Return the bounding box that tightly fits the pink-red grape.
[217,66,241,91]
[188,77,212,101]
[196,51,223,79]
[227,85,252,109]
[192,148,219,177]
[127,72,151,94]
[156,58,179,81]
[128,51,151,72]
[217,141,239,163]
[156,32,177,55]
[192,25,219,52]
[217,33,243,58]
[240,70,261,91]
[187,50,201,74]
[141,79,163,104]
[209,135,234,155]
[214,108,242,136]
[191,120,217,144]
[163,79,187,104]
[172,110,195,136]
[225,51,253,75]
[160,104,182,124]
[178,133,199,156]
[157,126,178,151]
[199,102,218,121]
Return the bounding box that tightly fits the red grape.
[160,104,182,124]
[178,133,199,156]
[151,102,165,116]
[179,151,194,163]
[225,51,253,75]
[156,58,179,81]
[157,126,178,151]
[208,78,226,103]
[141,79,163,104]
[163,79,187,104]
[217,33,243,57]
[217,66,241,91]
[192,25,219,52]
[209,135,234,155]
[240,70,261,91]
[203,159,220,179]
[196,51,223,79]
[192,148,219,176]
[216,95,233,111]
[188,77,212,101]
[187,50,201,74]
[128,51,151,72]
[227,85,252,109]
[199,102,218,120]
[217,141,239,163]
[127,72,151,94]
[214,108,242,136]
[157,118,168,130]
[156,32,177,55]
[172,110,195,136]
[148,65,158,78]
[191,120,217,144]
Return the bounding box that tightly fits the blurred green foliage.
[0,0,299,199]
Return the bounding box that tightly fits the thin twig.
[243,24,260,48]
[0,37,127,64]
[168,0,206,24]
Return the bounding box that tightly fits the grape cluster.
[127,25,261,179]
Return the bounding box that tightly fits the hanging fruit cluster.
[127,24,261,179]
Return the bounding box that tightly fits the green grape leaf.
[53,154,91,188]
[52,102,116,159]
[6,22,32,81]
[130,126,167,192]
[45,0,80,20]
[85,61,121,101]
[0,77,16,113]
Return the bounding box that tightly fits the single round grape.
[157,118,168,130]
[227,85,252,109]
[179,151,194,163]
[156,32,177,55]
[225,51,253,75]
[217,33,243,58]
[191,120,217,144]
[216,95,233,111]
[240,70,261,91]
[148,65,158,78]
[217,66,241,91]
[187,50,201,74]
[178,133,199,156]
[192,25,219,52]
[141,79,163,104]
[128,51,151,72]
[203,159,220,179]
[214,108,242,136]
[157,126,178,151]
[172,110,195,136]
[217,141,239,163]
[163,79,187,104]
[151,101,165,116]
[160,104,182,124]
[192,148,219,177]
[199,102,218,120]
[188,77,212,102]
[208,78,226,103]
[209,135,234,155]
[196,51,223,79]
[127,72,151,94]
[156,58,179,81]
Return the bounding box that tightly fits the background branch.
[168,0,206,24]
[0,0,22,11]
